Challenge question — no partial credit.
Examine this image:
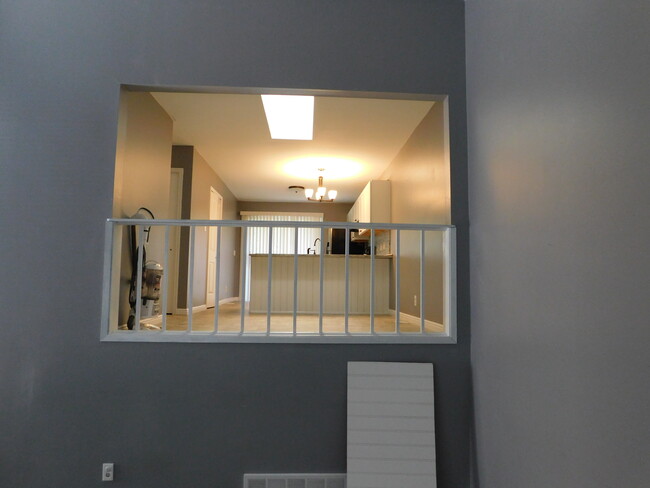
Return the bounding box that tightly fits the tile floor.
[138,301,444,335]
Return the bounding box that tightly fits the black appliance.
[330,228,367,255]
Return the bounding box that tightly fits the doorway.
[206,186,223,308]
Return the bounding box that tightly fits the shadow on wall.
[381,101,450,323]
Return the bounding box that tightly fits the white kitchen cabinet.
[347,180,391,230]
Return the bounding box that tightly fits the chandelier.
[305,169,337,202]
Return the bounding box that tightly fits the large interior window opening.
[107,85,454,341]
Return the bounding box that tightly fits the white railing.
[101,219,456,343]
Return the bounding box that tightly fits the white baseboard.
[176,304,207,315]
[176,298,238,314]
[218,296,239,305]
[389,309,443,330]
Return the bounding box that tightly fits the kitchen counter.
[249,254,391,314]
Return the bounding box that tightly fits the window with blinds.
[241,212,324,255]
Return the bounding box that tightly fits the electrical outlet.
[414,295,417,307]
[102,463,114,481]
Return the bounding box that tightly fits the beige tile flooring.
[140,301,443,335]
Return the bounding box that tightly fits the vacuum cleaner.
[127,207,164,330]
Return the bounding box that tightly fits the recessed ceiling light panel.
[261,95,314,140]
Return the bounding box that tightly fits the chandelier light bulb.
[304,170,336,202]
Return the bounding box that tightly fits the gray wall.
[381,103,450,322]
[0,1,469,487]
[466,1,650,487]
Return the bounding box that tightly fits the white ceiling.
[151,92,434,203]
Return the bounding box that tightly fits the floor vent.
[243,473,346,488]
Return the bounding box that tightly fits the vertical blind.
[241,212,324,255]
[241,212,324,302]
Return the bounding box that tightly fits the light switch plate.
[102,463,114,481]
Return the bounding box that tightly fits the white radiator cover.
[347,362,436,488]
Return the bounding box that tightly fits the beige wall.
[190,149,240,306]
[381,101,450,323]
[113,91,173,324]
[238,201,352,222]
[113,91,173,223]
[381,101,450,225]
[172,146,240,309]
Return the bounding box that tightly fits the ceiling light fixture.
[261,94,314,140]
[305,169,337,202]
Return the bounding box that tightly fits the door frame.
[206,186,223,308]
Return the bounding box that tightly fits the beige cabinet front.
[347,180,391,226]
[249,255,391,314]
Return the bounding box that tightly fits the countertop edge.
[250,254,393,259]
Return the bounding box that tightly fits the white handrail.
[108,218,453,231]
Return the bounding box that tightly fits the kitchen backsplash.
[376,231,391,255]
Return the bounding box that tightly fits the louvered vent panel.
[347,362,437,488]
[244,474,346,488]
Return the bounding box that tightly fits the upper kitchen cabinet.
[347,180,391,225]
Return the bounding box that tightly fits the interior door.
[206,187,223,308]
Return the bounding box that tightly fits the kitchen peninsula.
[249,254,391,314]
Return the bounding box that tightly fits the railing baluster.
[293,227,298,335]
[419,229,425,333]
[161,225,170,332]
[266,226,273,334]
[444,227,457,340]
[395,229,401,334]
[100,221,117,336]
[370,229,375,334]
[239,227,247,334]
[134,225,145,332]
[187,226,196,333]
[344,228,350,335]
[318,226,325,335]
[213,225,221,334]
